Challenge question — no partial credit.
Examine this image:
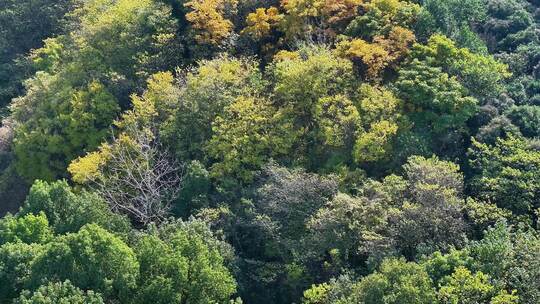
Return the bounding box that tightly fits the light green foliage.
[396,58,477,134]
[0,242,44,302]
[20,180,131,235]
[346,258,436,304]
[438,267,495,304]
[396,57,477,158]
[12,76,120,182]
[271,47,354,168]
[463,198,513,236]
[469,136,540,216]
[29,224,139,302]
[411,34,510,100]
[0,213,53,245]
[207,96,296,182]
[302,283,331,304]
[15,280,104,304]
[116,71,180,134]
[315,95,360,149]
[354,85,403,164]
[272,47,354,125]
[167,57,265,161]
[10,0,179,182]
[1,0,540,303]
[422,249,473,285]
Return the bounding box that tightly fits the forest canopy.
[0,0,539,303]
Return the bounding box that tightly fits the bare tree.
[0,119,14,152]
[92,128,183,225]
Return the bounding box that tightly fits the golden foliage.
[243,7,282,39]
[185,0,237,44]
[336,39,390,79]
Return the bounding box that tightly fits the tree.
[15,281,104,304]
[10,0,180,182]
[11,76,120,182]
[468,222,540,304]
[70,130,183,225]
[468,136,540,217]
[185,0,238,45]
[29,224,139,302]
[314,94,361,167]
[307,192,393,272]
[308,156,468,265]
[438,267,495,304]
[0,213,53,245]
[345,0,421,40]
[0,242,43,302]
[416,0,488,51]
[345,258,436,304]
[390,156,468,258]
[395,58,477,156]
[271,46,354,168]
[69,72,184,225]
[166,57,265,161]
[410,34,510,101]
[20,180,130,235]
[231,164,339,303]
[0,0,74,108]
[135,219,237,304]
[207,96,296,182]
[506,105,540,138]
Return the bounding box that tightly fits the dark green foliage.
[29,224,139,301]
[135,220,237,304]
[469,136,540,217]
[0,242,43,302]
[0,0,73,109]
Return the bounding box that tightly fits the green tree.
[0,213,53,245]
[135,219,237,304]
[0,0,74,109]
[396,58,477,157]
[271,46,354,168]
[166,56,265,161]
[12,75,120,182]
[20,180,130,235]
[0,242,43,302]
[346,258,436,304]
[29,224,139,302]
[506,105,540,138]
[438,267,495,304]
[416,0,487,52]
[10,0,180,182]
[15,280,104,304]
[468,136,540,216]
[468,222,540,304]
[207,96,296,182]
[410,34,510,101]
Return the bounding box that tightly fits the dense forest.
[0,0,539,303]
